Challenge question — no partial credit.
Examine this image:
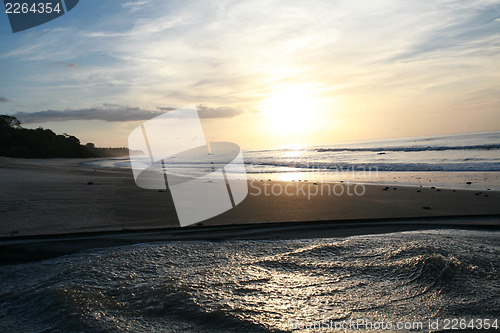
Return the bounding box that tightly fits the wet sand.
[252,170,500,191]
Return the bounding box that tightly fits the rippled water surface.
[88,131,500,174]
[1,229,499,332]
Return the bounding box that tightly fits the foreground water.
[1,229,498,332]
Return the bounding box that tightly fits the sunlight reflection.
[275,172,308,182]
[283,149,304,158]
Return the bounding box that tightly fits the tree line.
[0,115,128,158]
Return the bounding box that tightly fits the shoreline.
[83,157,500,191]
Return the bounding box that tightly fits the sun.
[261,85,321,136]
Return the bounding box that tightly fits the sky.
[0,0,499,149]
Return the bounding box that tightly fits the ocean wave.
[90,158,500,173]
[245,161,500,172]
[315,144,500,153]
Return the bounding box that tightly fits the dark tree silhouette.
[0,115,128,158]
[0,115,22,128]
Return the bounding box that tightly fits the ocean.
[85,131,500,190]
[244,131,500,173]
[1,229,498,332]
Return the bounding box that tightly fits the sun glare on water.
[261,85,322,136]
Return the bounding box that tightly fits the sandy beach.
[1,156,499,239]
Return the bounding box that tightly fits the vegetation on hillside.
[0,115,129,158]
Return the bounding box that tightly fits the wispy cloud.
[0,97,10,103]
[196,105,242,118]
[121,0,153,11]
[52,61,78,68]
[4,0,500,107]
[13,104,243,123]
[389,3,500,62]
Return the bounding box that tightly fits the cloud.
[390,4,500,62]
[13,104,243,123]
[194,105,242,118]
[158,106,177,111]
[13,105,161,123]
[0,97,9,103]
[52,62,78,68]
[122,0,152,10]
[159,105,243,118]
